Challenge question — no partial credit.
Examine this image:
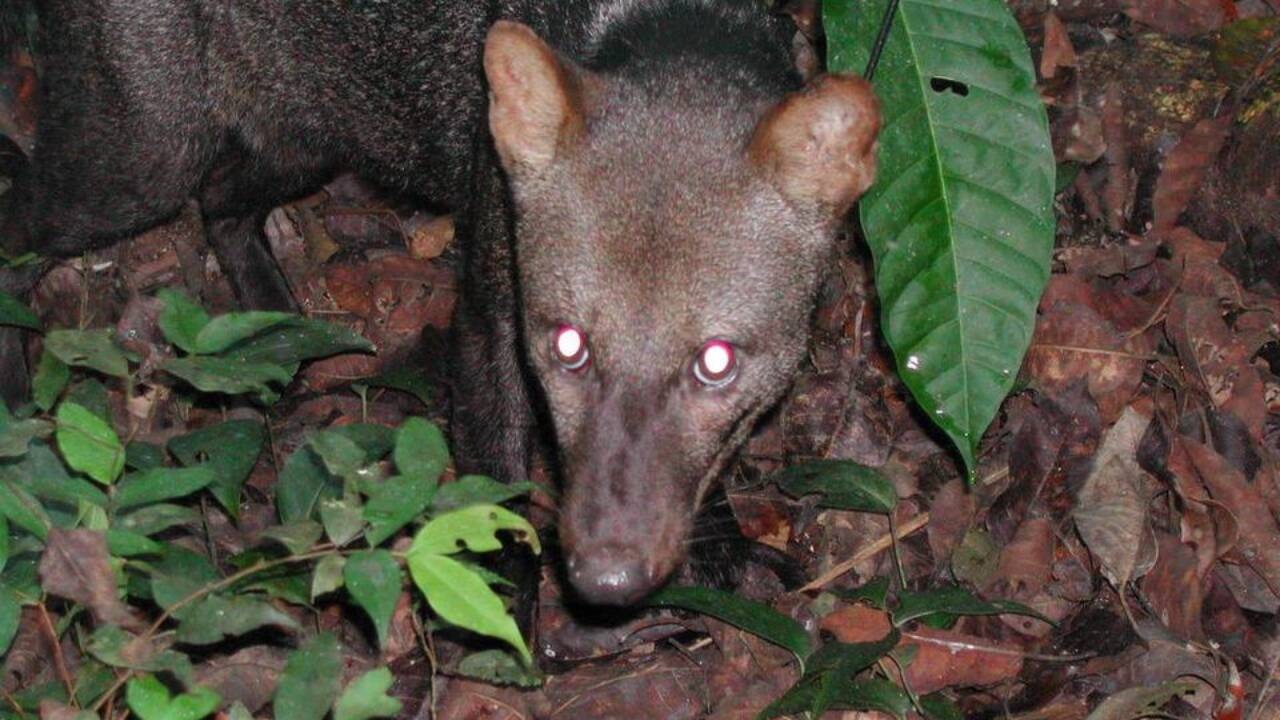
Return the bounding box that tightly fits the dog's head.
[484,20,879,604]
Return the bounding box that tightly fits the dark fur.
[4,0,878,604]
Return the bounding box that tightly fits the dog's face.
[484,21,879,604]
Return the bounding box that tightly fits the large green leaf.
[646,585,812,662]
[0,290,40,331]
[826,0,1054,472]
[406,552,531,666]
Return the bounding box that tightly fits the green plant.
[0,290,538,719]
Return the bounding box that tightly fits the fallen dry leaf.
[1123,0,1234,37]
[1074,407,1158,588]
[1041,12,1077,79]
[1024,299,1148,424]
[38,529,144,631]
[1151,115,1233,235]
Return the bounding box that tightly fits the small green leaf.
[344,550,401,650]
[761,676,911,720]
[45,328,130,378]
[161,356,293,402]
[194,311,294,354]
[758,633,902,719]
[455,649,543,688]
[175,594,300,645]
[7,442,108,508]
[274,633,343,720]
[431,475,535,513]
[259,520,324,556]
[646,585,812,661]
[311,554,347,600]
[0,418,51,458]
[126,441,167,471]
[220,317,373,366]
[156,288,211,354]
[310,431,369,482]
[88,625,194,685]
[320,497,365,547]
[111,467,216,512]
[393,418,449,481]
[55,402,125,485]
[832,576,891,609]
[116,504,199,536]
[920,693,964,720]
[333,667,402,720]
[169,420,265,517]
[407,552,531,666]
[277,446,339,523]
[0,477,51,539]
[0,584,20,655]
[410,504,540,557]
[893,585,1052,627]
[32,349,70,411]
[364,367,433,407]
[105,530,166,557]
[773,460,896,513]
[0,290,40,331]
[125,674,220,720]
[150,547,221,609]
[363,473,435,547]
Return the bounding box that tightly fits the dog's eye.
[552,324,590,371]
[694,340,737,387]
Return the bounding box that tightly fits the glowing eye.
[552,324,590,371]
[694,340,737,387]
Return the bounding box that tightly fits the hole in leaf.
[929,77,969,96]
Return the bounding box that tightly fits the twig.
[35,602,76,705]
[798,512,930,593]
[1248,651,1280,720]
[91,545,340,713]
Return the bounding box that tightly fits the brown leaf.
[819,604,893,643]
[1123,0,1233,37]
[899,627,1024,694]
[990,517,1056,596]
[1040,12,1077,79]
[1140,532,1206,640]
[1165,295,1268,441]
[406,214,455,260]
[1024,299,1147,424]
[926,478,974,568]
[1101,84,1132,233]
[38,529,144,631]
[1151,115,1233,235]
[1184,439,1280,597]
[1074,408,1158,587]
[194,645,289,714]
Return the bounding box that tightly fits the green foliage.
[157,290,372,403]
[125,675,220,720]
[0,290,41,331]
[0,290,539,717]
[826,0,1054,473]
[333,667,403,720]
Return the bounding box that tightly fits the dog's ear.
[749,73,881,216]
[484,21,595,174]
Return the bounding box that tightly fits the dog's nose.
[566,544,659,606]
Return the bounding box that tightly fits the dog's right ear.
[748,73,881,218]
[484,21,595,175]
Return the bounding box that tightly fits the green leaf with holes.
[826,0,1054,473]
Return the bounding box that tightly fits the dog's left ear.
[748,73,881,217]
[484,20,596,174]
